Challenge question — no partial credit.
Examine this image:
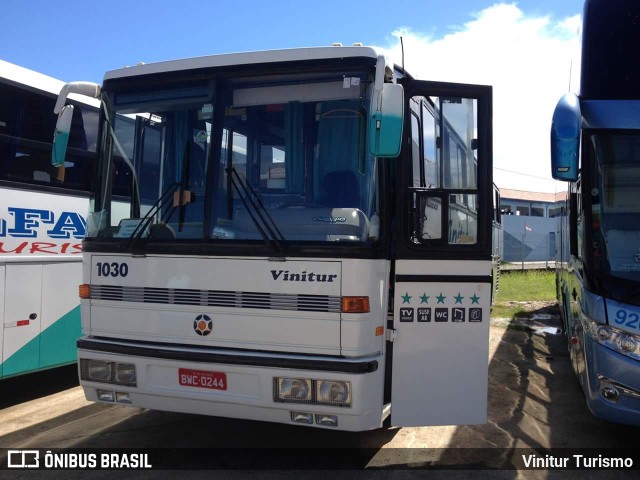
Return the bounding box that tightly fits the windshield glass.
[88,74,380,247]
[589,132,640,282]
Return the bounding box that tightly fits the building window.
[516,206,529,216]
[531,207,544,217]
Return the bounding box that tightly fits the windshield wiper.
[126,182,180,250]
[226,167,284,252]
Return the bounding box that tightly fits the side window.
[0,83,57,185]
[410,111,421,188]
[63,104,98,191]
[0,82,96,191]
[414,100,442,241]
[493,186,501,224]
[409,95,480,245]
[576,177,583,259]
[422,104,438,188]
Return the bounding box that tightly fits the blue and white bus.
[551,0,640,425]
[0,60,99,378]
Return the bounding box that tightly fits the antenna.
[400,36,405,72]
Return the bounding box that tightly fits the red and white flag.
[525,224,532,232]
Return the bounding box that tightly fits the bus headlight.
[317,380,352,406]
[274,377,352,407]
[115,363,137,386]
[276,378,312,403]
[584,319,640,361]
[596,326,611,341]
[616,334,638,353]
[82,359,112,382]
[80,359,137,387]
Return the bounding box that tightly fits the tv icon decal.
[400,307,414,322]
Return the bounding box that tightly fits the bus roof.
[0,59,67,96]
[103,45,382,81]
[0,59,100,108]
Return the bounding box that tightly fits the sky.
[1,0,586,193]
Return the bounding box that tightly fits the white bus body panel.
[0,187,86,376]
[80,255,389,430]
[391,259,491,426]
[86,255,388,356]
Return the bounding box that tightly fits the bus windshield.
[89,74,380,247]
[589,132,640,282]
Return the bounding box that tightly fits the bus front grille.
[90,285,341,313]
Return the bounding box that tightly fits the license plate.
[178,368,227,390]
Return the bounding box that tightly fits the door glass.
[408,94,479,246]
[440,97,477,190]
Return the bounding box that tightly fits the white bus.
[0,60,100,378]
[55,46,495,430]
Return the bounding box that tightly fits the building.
[499,188,566,263]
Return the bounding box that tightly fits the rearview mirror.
[51,105,74,167]
[369,82,404,158]
[51,81,101,167]
[550,93,580,182]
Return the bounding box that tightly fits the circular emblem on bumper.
[194,314,212,336]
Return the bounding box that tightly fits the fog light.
[315,414,338,427]
[317,380,352,406]
[97,389,115,402]
[115,363,137,386]
[81,359,112,383]
[116,392,132,404]
[275,378,312,403]
[290,411,313,424]
[601,384,620,402]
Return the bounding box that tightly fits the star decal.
[401,293,412,304]
[436,293,446,304]
[419,293,430,304]
[454,293,464,304]
[470,294,481,304]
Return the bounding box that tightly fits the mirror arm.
[54,82,101,114]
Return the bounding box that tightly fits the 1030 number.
[96,262,129,278]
